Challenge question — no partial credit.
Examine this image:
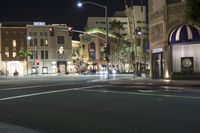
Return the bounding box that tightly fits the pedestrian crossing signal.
[36,60,40,65]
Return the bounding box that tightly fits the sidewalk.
[108,77,200,87]
[1,74,200,88]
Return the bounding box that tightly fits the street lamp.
[77,1,109,79]
[27,36,37,74]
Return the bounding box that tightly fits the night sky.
[0,0,147,39]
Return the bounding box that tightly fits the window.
[5,52,9,57]
[34,39,38,46]
[41,50,44,59]
[13,40,16,47]
[57,36,65,44]
[13,52,16,57]
[45,39,48,46]
[29,32,32,36]
[30,39,33,46]
[33,51,38,59]
[40,39,44,46]
[5,39,9,46]
[30,51,33,59]
[13,40,16,51]
[36,51,38,59]
[40,32,44,36]
[5,47,9,52]
[45,32,48,36]
[45,50,48,59]
[34,32,37,36]
[41,50,48,59]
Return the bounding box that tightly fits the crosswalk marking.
[0,85,105,101]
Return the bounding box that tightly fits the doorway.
[152,52,164,79]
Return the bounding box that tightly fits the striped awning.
[169,24,200,45]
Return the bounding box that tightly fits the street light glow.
[77,2,82,7]
[137,31,142,35]
[27,36,31,40]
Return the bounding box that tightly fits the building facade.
[85,6,148,41]
[26,23,72,75]
[79,32,108,73]
[72,40,81,73]
[0,22,74,76]
[149,0,188,79]
[0,22,29,76]
[80,6,148,73]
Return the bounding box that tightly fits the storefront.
[2,61,25,76]
[169,24,200,75]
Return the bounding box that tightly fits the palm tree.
[186,0,200,26]
[19,49,32,75]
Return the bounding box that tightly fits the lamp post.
[27,36,37,74]
[77,1,109,79]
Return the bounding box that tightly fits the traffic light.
[49,28,54,36]
[68,27,73,36]
[36,60,40,65]
[104,44,110,55]
[104,44,110,61]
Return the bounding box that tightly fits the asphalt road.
[0,75,200,133]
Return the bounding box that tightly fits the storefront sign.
[152,48,163,53]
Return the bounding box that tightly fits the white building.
[83,6,148,73]
[26,23,72,75]
[85,6,148,40]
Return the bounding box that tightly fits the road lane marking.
[80,89,200,100]
[137,90,155,93]
[0,83,76,91]
[0,85,105,101]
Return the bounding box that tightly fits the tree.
[186,0,200,25]
[118,42,132,72]
[19,49,32,75]
[110,19,126,67]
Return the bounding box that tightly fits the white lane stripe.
[0,85,104,101]
[137,90,155,93]
[0,83,75,91]
[81,89,200,100]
